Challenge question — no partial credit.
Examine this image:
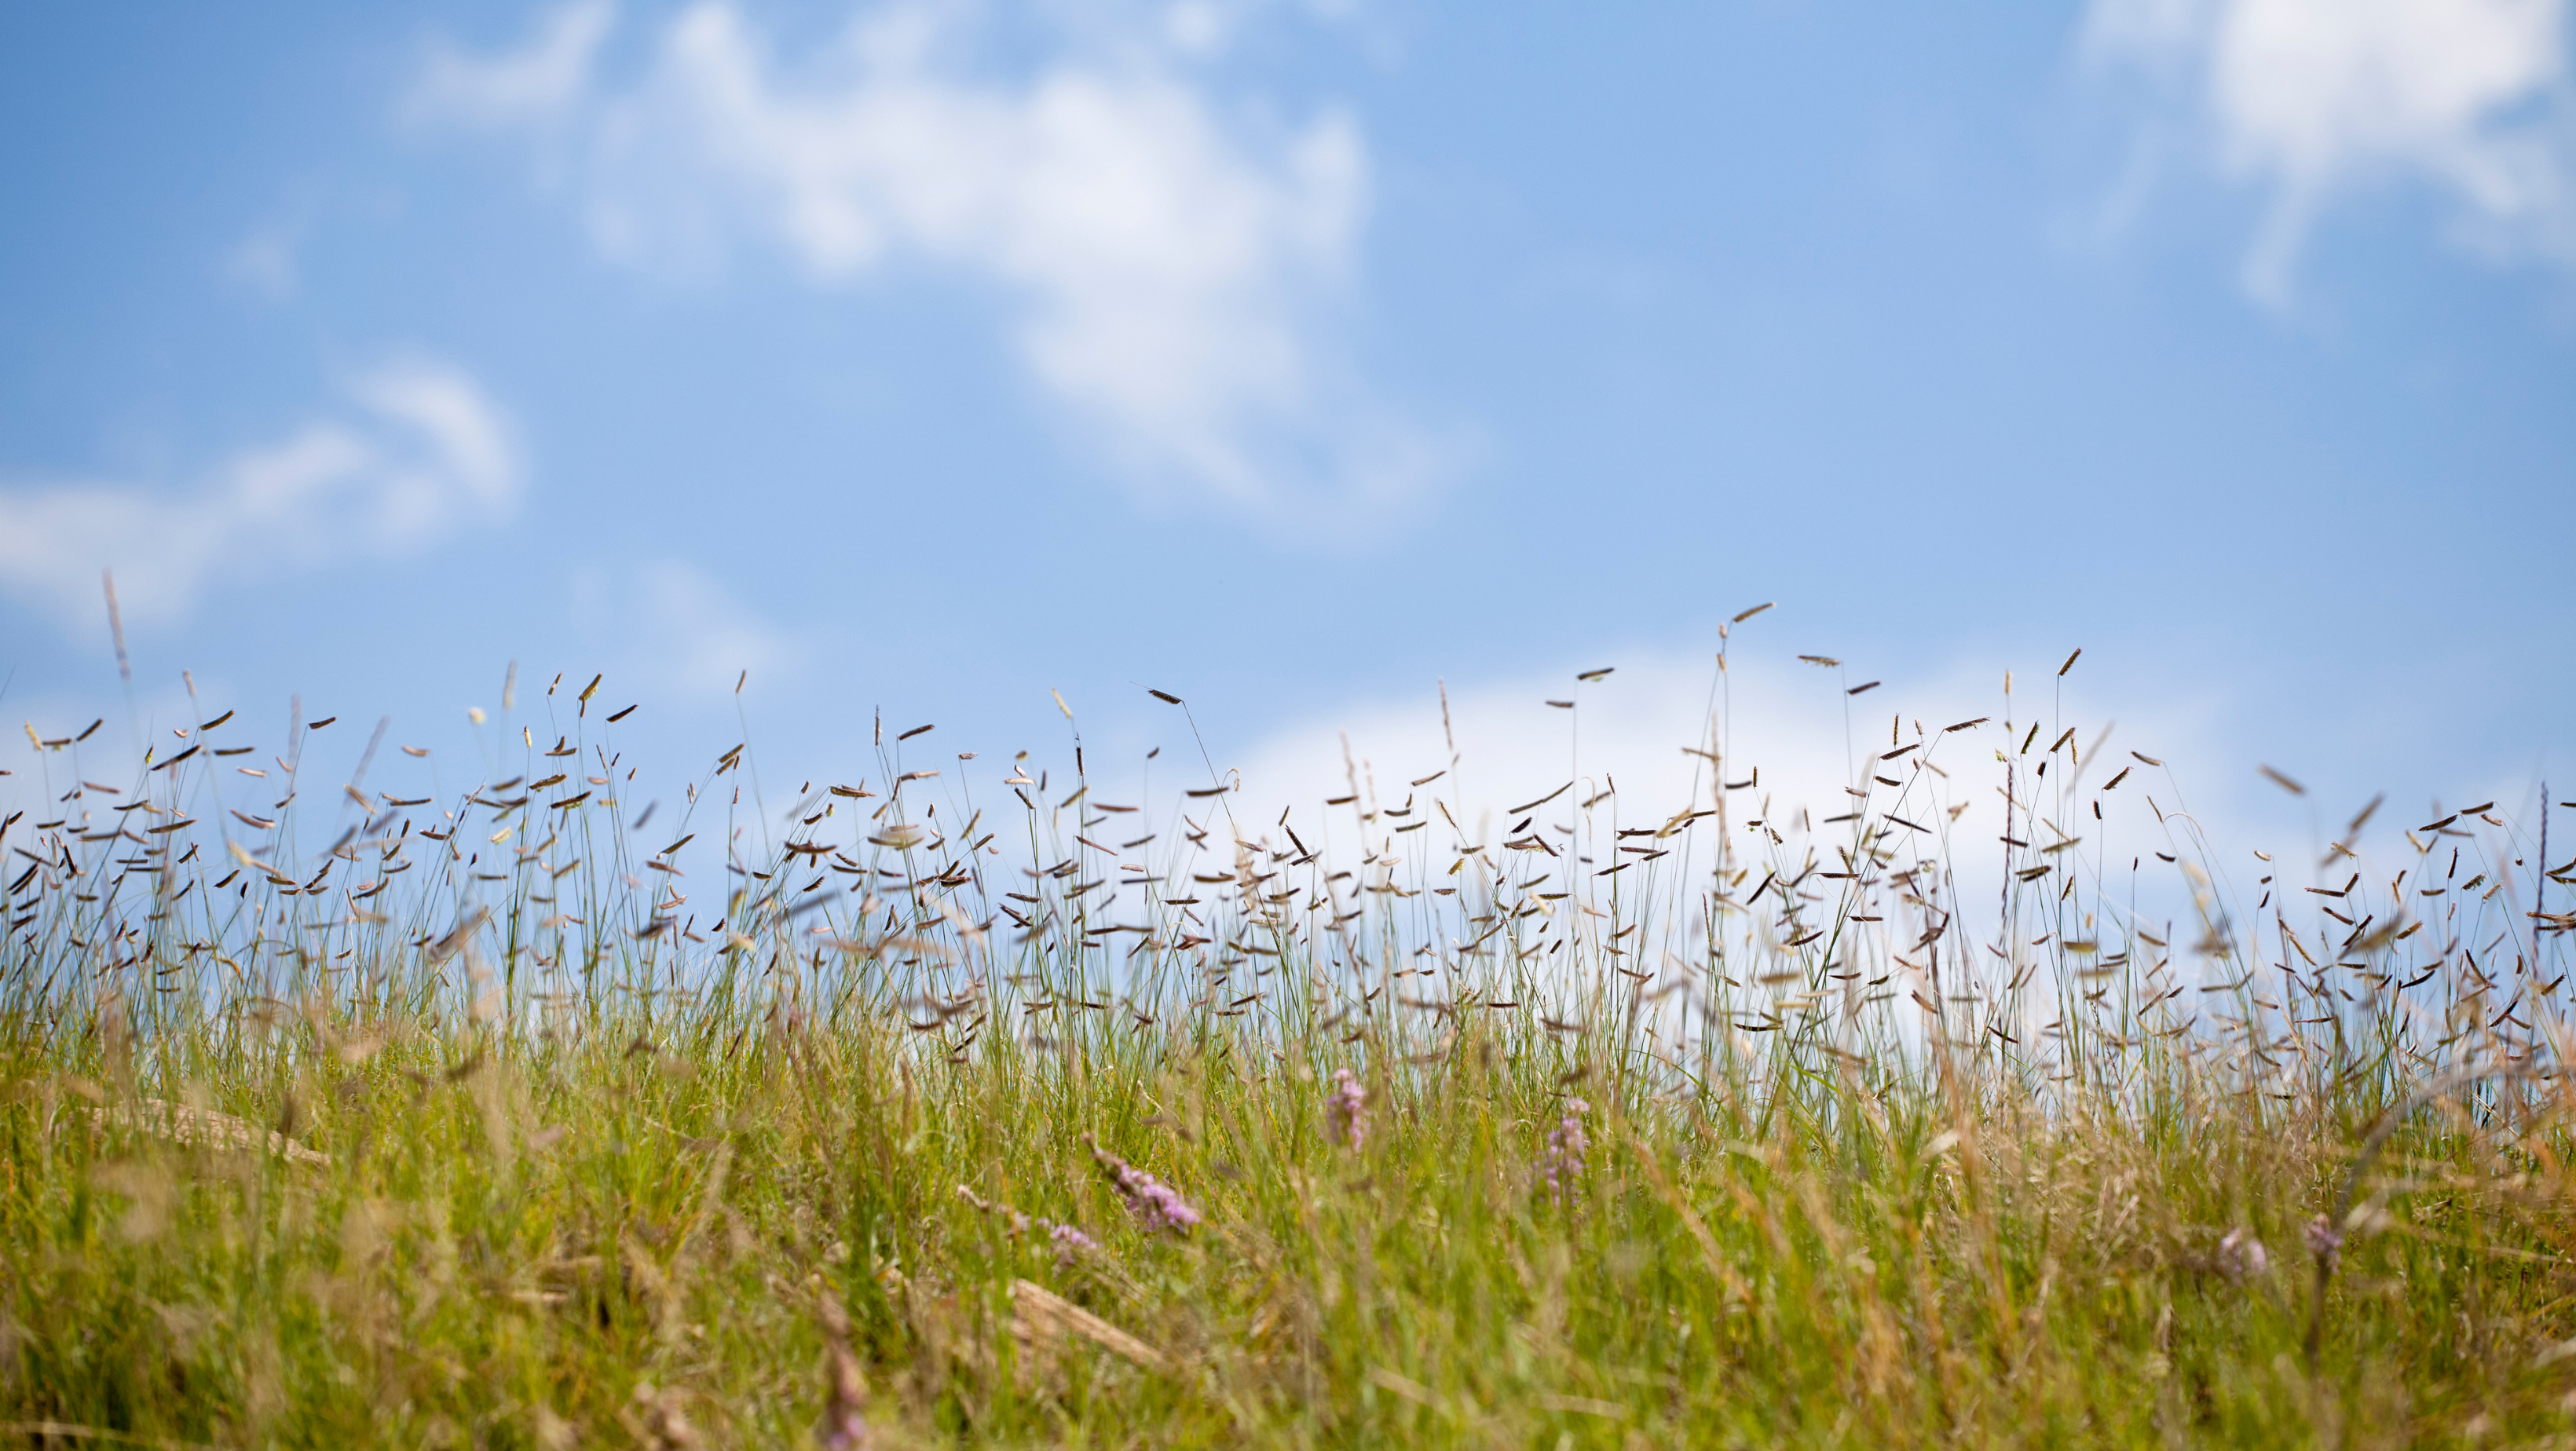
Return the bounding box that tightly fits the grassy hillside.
[2,675,2571,1448]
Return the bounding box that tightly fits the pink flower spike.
[1326,1068,1369,1150]
[1538,1096,1590,1202]
[1084,1134,1202,1234]
[1045,1220,1098,1265]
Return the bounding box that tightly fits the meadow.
[2,645,2572,1449]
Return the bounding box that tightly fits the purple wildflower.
[2305,1213,2344,1273]
[1539,1097,1590,1201]
[1085,1135,1202,1233]
[2217,1227,2269,1281]
[1046,1220,1098,1266]
[1326,1068,1369,1150]
[814,1296,870,1450]
[815,1344,869,1450]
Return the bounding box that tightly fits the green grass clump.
[2,667,2572,1447]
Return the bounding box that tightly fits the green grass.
[2,673,2572,1448]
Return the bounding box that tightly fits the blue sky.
[2,0,2572,862]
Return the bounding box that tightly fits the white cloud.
[2087,0,2576,299]
[407,0,617,130]
[409,1,1446,516]
[0,357,521,633]
[1216,645,2274,951]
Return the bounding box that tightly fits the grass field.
[3,660,2573,1448]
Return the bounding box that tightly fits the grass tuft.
[2,666,2571,1447]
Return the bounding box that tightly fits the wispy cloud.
[0,357,521,634]
[572,557,798,700]
[225,216,305,302]
[2086,0,2576,300]
[408,0,1450,518]
[407,0,618,131]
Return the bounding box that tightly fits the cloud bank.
[0,358,521,634]
[2087,0,2576,298]
[409,0,1446,516]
